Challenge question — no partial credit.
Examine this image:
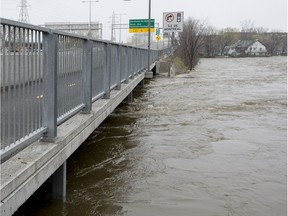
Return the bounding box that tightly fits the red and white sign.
[163,11,184,33]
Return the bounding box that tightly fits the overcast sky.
[1,0,287,42]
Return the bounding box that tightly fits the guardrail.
[0,18,167,161]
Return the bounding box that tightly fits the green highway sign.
[156,28,160,35]
[129,19,155,29]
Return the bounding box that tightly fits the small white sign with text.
[163,12,184,33]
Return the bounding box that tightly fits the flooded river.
[15,57,287,216]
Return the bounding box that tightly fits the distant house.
[224,39,268,57]
[223,45,237,56]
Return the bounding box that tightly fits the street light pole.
[119,13,126,43]
[113,13,126,43]
[82,0,99,37]
[147,0,151,73]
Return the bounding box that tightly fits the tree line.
[176,18,287,70]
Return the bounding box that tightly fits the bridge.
[0,18,171,216]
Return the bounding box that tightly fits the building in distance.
[44,22,103,40]
[224,39,268,57]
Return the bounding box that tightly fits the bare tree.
[176,18,285,59]
[203,25,218,57]
[263,32,286,55]
[177,17,206,70]
[240,20,256,40]
[281,34,287,54]
[217,28,240,55]
[255,27,269,34]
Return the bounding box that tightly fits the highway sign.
[129,19,155,33]
[129,28,155,33]
[163,12,184,33]
[129,19,155,28]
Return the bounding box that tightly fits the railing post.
[139,50,145,88]
[130,48,134,79]
[137,48,141,74]
[116,44,121,90]
[42,31,58,140]
[132,48,136,77]
[137,48,140,74]
[103,43,111,99]
[124,48,129,84]
[82,40,93,113]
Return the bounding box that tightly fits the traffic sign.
[156,28,160,35]
[156,35,161,41]
[129,28,155,33]
[163,12,184,33]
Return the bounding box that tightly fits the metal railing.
[0,18,163,161]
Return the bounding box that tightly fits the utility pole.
[117,13,126,43]
[110,13,126,43]
[18,0,30,23]
[16,0,30,49]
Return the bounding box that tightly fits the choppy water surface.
[17,57,287,216]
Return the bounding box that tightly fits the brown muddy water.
[15,57,287,216]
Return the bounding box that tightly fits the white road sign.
[163,12,184,33]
